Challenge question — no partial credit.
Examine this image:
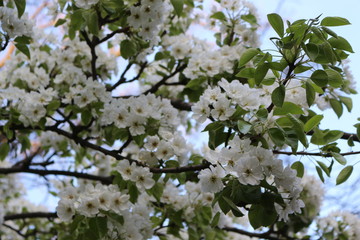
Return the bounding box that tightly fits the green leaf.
[321,17,351,27]
[248,204,277,229]
[254,63,269,85]
[291,161,304,178]
[210,212,221,227]
[222,196,243,217]
[237,120,252,134]
[235,68,255,78]
[14,0,26,17]
[88,217,108,239]
[271,85,285,107]
[287,113,308,148]
[294,65,312,74]
[317,161,330,177]
[170,0,184,16]
[120,39,137,59]
[336,165,353,185]
[0,143,10,161]
[321,26,338,38]
[15,44,30,58]
[330,99,343,118]
[304,115,323,132]
[267,13,284,37]
[268,128,285,147]
[273,102,304,116]
[311,70,328,87]
[304,43,319,61]
[55,18,67,27]
[202,122,223,132]
[331,152,346,165]
[339,96,352,112]
[311,128,344,145]
[210,12,227,21]
[14,36,31,44]
[238,48,260,67]
[81,109,92,125]
[328,37,354,53]
[325,69,343,87]
[84,10,99,36]
[305,82,316,107]
[316,166,325,182]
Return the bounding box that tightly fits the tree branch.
[0,167,113,184]
[144,63,187,94]
[4,212,58,221]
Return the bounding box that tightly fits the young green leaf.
[311,70,328,87]
[267,13,284,37]
[316,166,325,182]
[291,161,304,178]
[14,0,26,18]
[237,120,252,134]
[328,37,354,53]
[329,99,343,118]
[120,40,137,59]
[271,85,285,107]
[339,96,352,112]
[238,48,260,67]
[305,82,316,107]
[304,115,323,132]
[268,128,285,147]
[331,152,347,165]
[336,165,353,185]
[170,0,184,16]
[325,69,343,87]
[317,161,330,177]
[321,17,351,27]
[254,63,269,85]
[273,102,304,115]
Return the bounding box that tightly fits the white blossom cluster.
[127,0,172,46]
[198,135,304,221]
[192,78,270,124]
[74,0,100,9]
[317,211,360,240]
[56,181,154,239]
[0,7,33,38]
[100,94,180,136]
[300,174,324,220]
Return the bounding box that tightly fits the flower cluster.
[0,7,33,38]
[199,135,304,221]
[317,211,360,240]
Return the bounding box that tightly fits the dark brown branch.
[4,212,58,221]
[149,162,210,173]
[98,27,130,44]
[170,99,192,111]
[81,31,99,80]
[144,63,187,94]
[274,150,360,157]
[222,226,298,240]
[0,167,113,184]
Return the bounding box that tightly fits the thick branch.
[4,212,58,221]
[144,63,187,94]
[0,167,113,184]
[274,150,360,157]
[222,226,297,240]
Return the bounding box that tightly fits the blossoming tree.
[0,0,359,239]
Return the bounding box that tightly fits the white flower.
[155,140,174,160]
[198,165,226,193]
[56,199,75,222]
[192,97,210,123]
[211,96,235,121]
[74,0,99,9]
[111,192,130,214]
[132,167,155,190]
[78,197,100,217]
[236,156,264,185]
[117,160,137,181]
